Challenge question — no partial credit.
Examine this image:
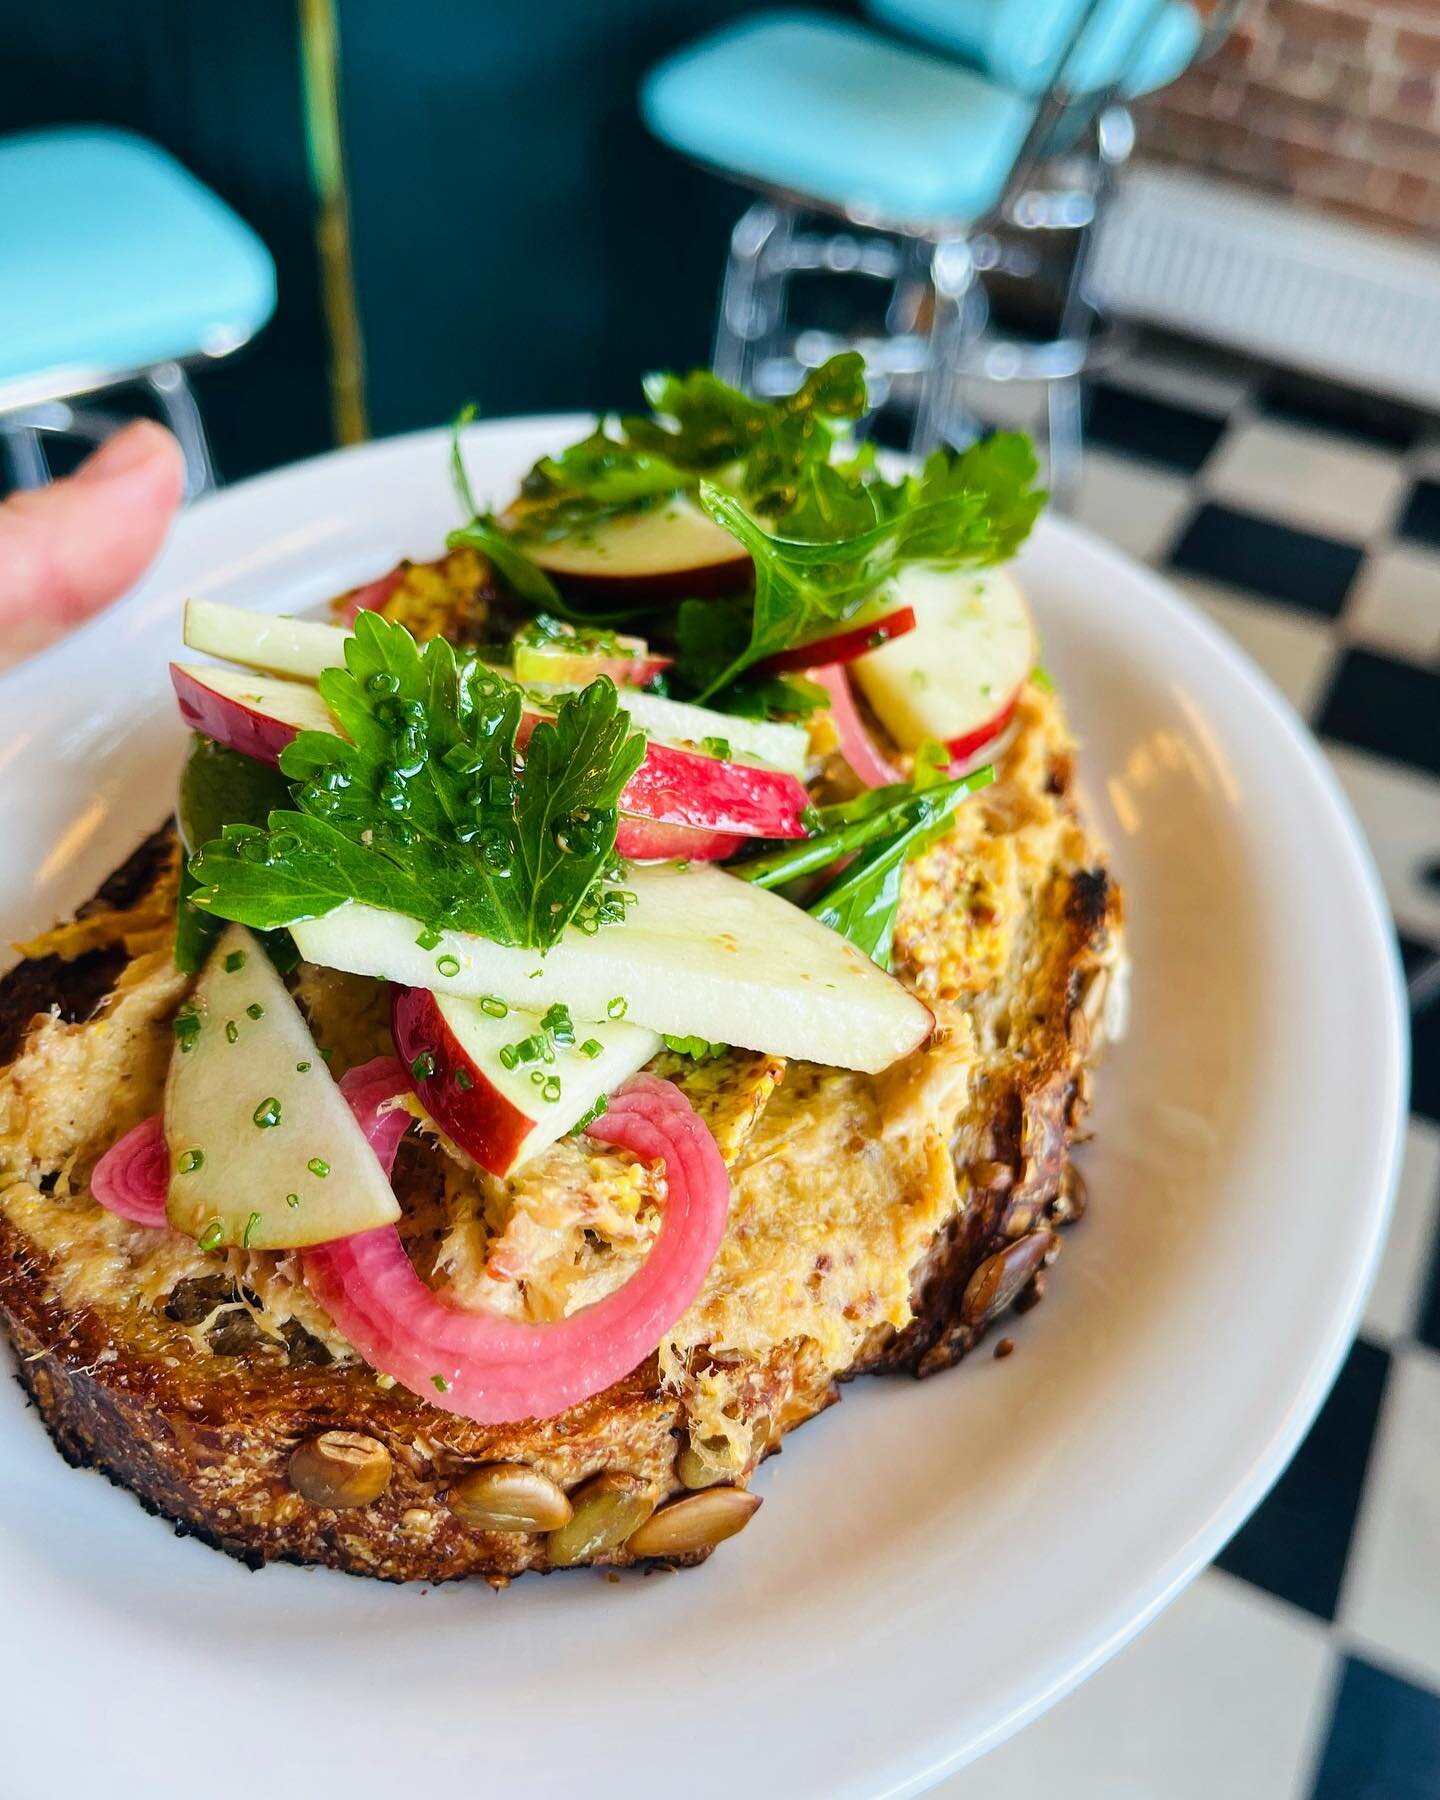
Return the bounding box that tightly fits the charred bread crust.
[0,821,1119,1581]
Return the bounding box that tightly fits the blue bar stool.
[0,126,276,496]
[642,3,1233,500]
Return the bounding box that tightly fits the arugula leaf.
[729,762,994,969]
[682,434,1044,699]
[188,612,645,949]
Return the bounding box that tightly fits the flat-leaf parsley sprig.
[188,611,646,949]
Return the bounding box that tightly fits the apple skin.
[614,816,747,862]
[337,565,407,624]
[758,605,917,677]
[947,689,1019,768]
[391,985,535,1178]
[507,498,752,604]
[516,712,810,840]
[170,663,317,767]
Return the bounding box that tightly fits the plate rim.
[0,418,1409,1795]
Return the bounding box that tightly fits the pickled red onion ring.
[90,1114,169,1228]
[811,663,900,789]
[337,1056,413,1175]
[301,1073,730,1423]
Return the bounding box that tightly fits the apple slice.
[525,684,809,779]
[850,566,1034,764]
[511,624,672,689]
[171,663,336,766]
[165,923,402,1249]
[291,863,933,1075]
[337,565,407,624]
[392,987,660,1177]
[184,598,351,683]
[507,494,750,602]
[614,817,747,862]
[756,602,916,677]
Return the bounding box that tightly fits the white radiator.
[1091,167,1440,410]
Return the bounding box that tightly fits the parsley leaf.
[174,738,297,975]
[187,612,645,949]
[681,435,1044,700]
[729,761,994,968]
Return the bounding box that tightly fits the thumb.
[0,421,187,647]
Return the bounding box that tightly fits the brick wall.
[1134,1,1440,240]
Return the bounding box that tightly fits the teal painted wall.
[336,0,768,437]
[5,3,851,472]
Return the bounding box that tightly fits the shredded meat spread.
[0,683,1102,1414]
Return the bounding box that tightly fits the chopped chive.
[499,1044,519,1071]
[579,1038,603,1060]
[246,1002,264,1021]
[172,1004,202,1053]
[454,1069,473,1091]
[252,1096,282,1129]
[700,735,732,761]
[411,1051,436,1081]
[177,1148,205,1174]
[242,1211,262,1248]
[223,950,247,973]
[432,1373,449,1392]
[197,1219,224,1253]
[225,1020,239,1044]
[606,996,628,1020]
[307,1157,330,1179]
[479,996,508,1019]
[540,1075,562,1103]
[569,1093,608,1134]
[415,926,442,951]
[296,1060,311,1073]
[286,1192,301,1209]
[435,953,461,978]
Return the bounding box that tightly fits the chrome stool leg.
[0,417,50,489]
[911,236,985,455]
[146,361,216,497]
[714,200,796,394]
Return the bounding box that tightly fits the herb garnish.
[730,758,995,969]
[187,612,646,950]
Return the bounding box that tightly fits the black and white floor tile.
[942,337,1440,1800]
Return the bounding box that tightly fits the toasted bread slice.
[0,686,1123,1580]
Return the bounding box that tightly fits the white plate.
[0,420,1406,1798]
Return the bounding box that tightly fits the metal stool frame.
[708,0,1241,505]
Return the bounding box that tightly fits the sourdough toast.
[0,686,1123,1580]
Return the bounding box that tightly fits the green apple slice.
[292,864,932,1075]
[165,924,402,1249]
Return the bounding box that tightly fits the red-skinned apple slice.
[170,663,336,766]
[391,986,659,1177]
[515,714,810,841]
[506,495,750,602]
[757,604,916,677]
[850,566,1034,767]
[614,817,748,862]
[337,565,407,623]
[512,633,672,688]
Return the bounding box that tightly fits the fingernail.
[73,419,176,484]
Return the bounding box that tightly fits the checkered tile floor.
[939,339,1440,1800]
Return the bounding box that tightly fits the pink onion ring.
[811,663,901,789]
[337,1056,413,1174]
[90,1114,169,1228]
[301,1073,731,1423]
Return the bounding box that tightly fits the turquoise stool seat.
[0,126,275,397]
[642,12,1039,227]
[867,0,1202,98]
